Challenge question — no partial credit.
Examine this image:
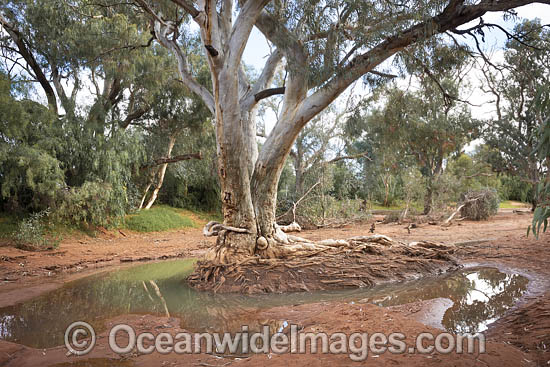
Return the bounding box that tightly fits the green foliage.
[158,143,220,212]
[530,106,550,237]
[483,20,550,211]
[296,196,368,228]
[330,162,362,200]
[498,175,533,203]
[54,182,120,228]
[276,158,296,203]
[0,214,18,238]
[14,209,60,250]
[124,206,196,232]
[348,60,480,213]
[0,145,65,212]
[0,73,64,212]
[0,1,211,228]
[0,73,146,225]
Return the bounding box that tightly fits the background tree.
[136,79,209,210]
[0,1,218,226]
[0,72,64,213]
[348,44,481,214]
[481,19,550,211]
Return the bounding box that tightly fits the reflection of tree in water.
[0,264,528,348]
[369,268,528,334]
[444,269,528,334]
[0,260,272,347]
[0,261,194,348]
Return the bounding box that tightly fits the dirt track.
[0,209,549,366]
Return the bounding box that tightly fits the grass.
[124,205,198,232]
[499,200,531,209]
[3,205,216,240]
[369,203,402,211]
[194,210,223,223]
[367,201,423,212]
[0,214,18,239]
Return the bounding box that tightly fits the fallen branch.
[442,203,467,226]
[278,222,302,233]
[443,196,484,226]
[316,219,356,229]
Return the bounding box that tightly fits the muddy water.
[0,259,528,348]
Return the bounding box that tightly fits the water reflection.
[0,260,528,348]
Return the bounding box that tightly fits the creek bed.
[0,259,528,348]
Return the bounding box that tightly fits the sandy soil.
[0,209,549,366]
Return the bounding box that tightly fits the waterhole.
[0,259,528,348]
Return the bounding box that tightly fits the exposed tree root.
[187,234,460,294]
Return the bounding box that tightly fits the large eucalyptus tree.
[134,0,549,264]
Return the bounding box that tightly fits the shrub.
[55,181,125,228]
[14,209,60,250]
[459,189,500,221]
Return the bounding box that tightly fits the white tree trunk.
[138,183,152,210]
[144,136,176,210]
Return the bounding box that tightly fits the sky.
[241,3,550,137]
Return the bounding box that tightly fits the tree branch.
[153,21,215,114]
[325,151,372,164]
[254,87,286,102]
[296,0,550,125]
[226,0,271,71]
[121,105,151,129]
[141,152,202,169]
[169,0,200,18]
[0,13,58,113]
[243,48,283,110]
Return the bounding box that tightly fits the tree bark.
[207,68,259,262]
[423,184,434,215]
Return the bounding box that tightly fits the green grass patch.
[194,210,223,223]
[124,206,197,232]
[369,203,404,211]
[367,201,423,212]
[499,200,531,209]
